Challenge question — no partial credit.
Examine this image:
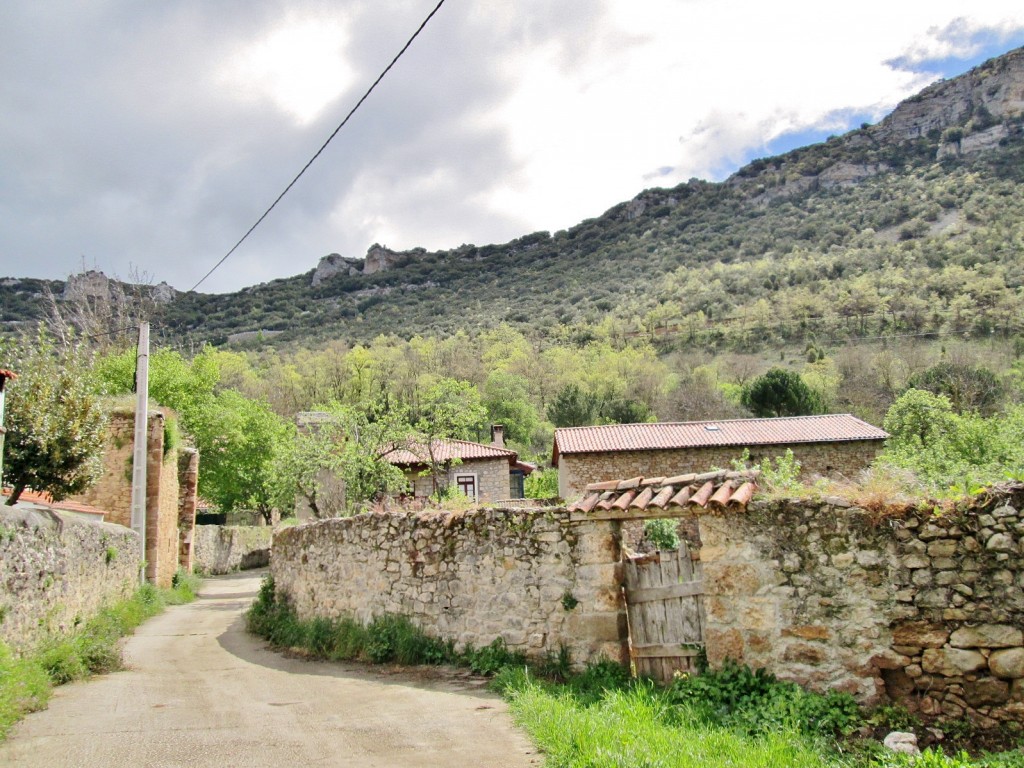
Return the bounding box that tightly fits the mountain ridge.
[3,46,1023,350]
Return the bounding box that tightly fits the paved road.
[0,571,539,767]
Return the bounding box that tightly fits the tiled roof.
[1,488,108,519]
[554,414,887,463]
[567,469,759,516]
[385,438,518,466]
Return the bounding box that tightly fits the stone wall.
[694,484,1024,724]
[271,508,625,666]
[405,458,513,503]
[0,506,141,652]
[193,525,273,575]
[177,448,199,572]
[68,407,196,588]
[558,441,883,499]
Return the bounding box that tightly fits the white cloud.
[1,0,1023,292]
[218,11,356,125]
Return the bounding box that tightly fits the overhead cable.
[188,0,448,293]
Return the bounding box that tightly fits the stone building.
[387,426,534,503]
[67,406,199,587]
[553,414,887,500]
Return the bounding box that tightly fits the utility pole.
[130,323,150,583]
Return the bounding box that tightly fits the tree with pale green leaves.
[2,330,107,505]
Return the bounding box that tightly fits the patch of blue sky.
[887,25,1024,77]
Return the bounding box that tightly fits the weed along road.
[0,571,539,767]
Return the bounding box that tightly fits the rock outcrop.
[874,47,1024,144]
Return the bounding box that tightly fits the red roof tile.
[568,469,759,515]
[385,438,518,466]
[554,414,886,464]
[2,488,108,519]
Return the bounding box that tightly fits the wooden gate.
[622,543,705,683]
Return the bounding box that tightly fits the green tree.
[482,371,539,446]
[189,390,288,522]
[2,331,107,505]
[741,368,824,418]
[414,378,487,495]
[547,384,598,427]
[274,401,411,517]
[906,361,1003,414]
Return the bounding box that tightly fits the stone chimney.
[490,424,505,449]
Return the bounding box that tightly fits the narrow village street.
[0,571,539,767]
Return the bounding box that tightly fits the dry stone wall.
[558,441,882,499]
[271,508,625,666]
[0,506,141,652]
[695,484,1024,725]
[193,525,272,575]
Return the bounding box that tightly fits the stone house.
[552,414,887,499]
[387,425,535,503]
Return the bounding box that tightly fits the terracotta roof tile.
[385,438,518,466]
[554,414,887,463]
[568,469,759,516]
[2,488,108,519]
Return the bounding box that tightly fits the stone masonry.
[694,484,1024,724]
[271,508,626,666]
[406,457,513,503]
[559,441,881,499]
[68,407,196,588]
[193,525,272,575]
[0,505,141,652]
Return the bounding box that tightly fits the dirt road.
[0,571,539,767]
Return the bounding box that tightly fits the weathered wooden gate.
[622,543,705,683]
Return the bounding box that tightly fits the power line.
[188,0,449,294]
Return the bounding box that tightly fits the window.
[455,474,478,501]
[509,470,525,499]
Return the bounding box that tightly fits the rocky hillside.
[4,47,1023,351]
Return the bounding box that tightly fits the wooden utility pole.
[130,323,150,583]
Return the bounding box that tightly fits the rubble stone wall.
[271,508,625,666]
[0,506,141,652]
[696,485,1024,725]
[193,525,273,575]
[558,441,882,499]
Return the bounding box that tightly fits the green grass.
[0,569,202,740]
[246,577,1024,767]
[506,679,845,768]
[246,575,531,671]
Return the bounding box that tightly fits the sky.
[2,2,1024,295]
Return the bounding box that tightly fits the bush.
[666,659,861,738]
[643,518,680,550]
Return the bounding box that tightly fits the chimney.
[490,424,505,449]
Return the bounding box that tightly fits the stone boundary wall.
[193,525,273,575]
[0,506,141,652]
[696,484,1024,725]
[271,509,624,665]
[558,441,882,499]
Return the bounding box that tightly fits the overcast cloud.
[1,1,1023,294]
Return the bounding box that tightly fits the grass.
[0,569,202,739]
[246,575,1024,767]
[246,575,532,672]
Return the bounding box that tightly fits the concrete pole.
[130,323,150,583]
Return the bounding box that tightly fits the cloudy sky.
[2,2,1023,294]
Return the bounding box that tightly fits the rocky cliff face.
[873,47,1024,143]
[310,245,428,286]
